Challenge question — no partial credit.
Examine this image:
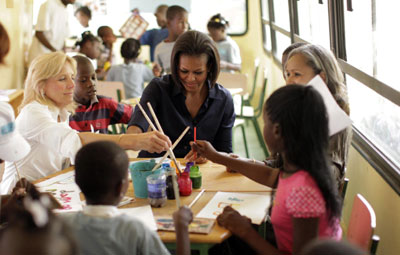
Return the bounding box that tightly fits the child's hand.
[217,206,253,239]
[173,206,193,229]
[184,149,208,164]
[226,153,239,173]
[190,140,219,161]
[11,178,40,200]
[152,63,162,77]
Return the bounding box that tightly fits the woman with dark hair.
[128,30,235,163]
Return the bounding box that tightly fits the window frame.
[260,0,400,195]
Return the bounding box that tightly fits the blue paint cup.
[129,159,163,198]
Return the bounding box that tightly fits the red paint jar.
[178,172,192,196]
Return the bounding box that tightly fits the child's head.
[166,5,189,38]
[0,196,78,255]
[264,85,341,221]
[207,14,229,42]
[285,44,349,114]
[154,4,168,28]
[75,6,92,28]
[74,141,129,205]
[300,239,365,255]
[76,31,101,60]
[121,38,141,61]
[97,26,116,48]
[72,55,97,105]
[281,42,307,71]
[0,22,10,65]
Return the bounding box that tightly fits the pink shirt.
[270,170,342,254]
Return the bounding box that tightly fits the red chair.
[347,194,380,254]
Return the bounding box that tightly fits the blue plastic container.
[129,159,162,198]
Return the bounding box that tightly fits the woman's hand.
[184,149,208,164]
[126,131,172,153]
[217,206,253,239]
[190,140,219,162]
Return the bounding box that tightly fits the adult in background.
[28,0,75,65]
[128,30,235,163]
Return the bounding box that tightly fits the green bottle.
[189,165,202,189]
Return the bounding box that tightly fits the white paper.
[196,192,271,225]
[307,76,352,136]
[35,171,75,188]
[119,205,157,231]
[38,183,83,213]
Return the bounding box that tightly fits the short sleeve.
[285,185,326,218]
[35,2,51,31]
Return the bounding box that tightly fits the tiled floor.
[232,119,267,161]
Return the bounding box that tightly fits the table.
[35,159,272,254]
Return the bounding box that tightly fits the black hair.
[74,141,129,203]
[72,55,92,69]
[75,31,100,48]
[166,5,187,20]
[1,196,78,255]
[207,13,229,30]
[97,26,113,38]
[265,85,342,223]
[121,38,141,60]
[0,22,10,64]
[75,6,92,19]
[171,30,220,88]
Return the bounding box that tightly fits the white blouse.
[1,101,82,194]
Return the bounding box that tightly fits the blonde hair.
[20,52,77,113]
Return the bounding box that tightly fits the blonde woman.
[1,52,171,194]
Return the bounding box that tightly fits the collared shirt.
[107,62,154,98]
[2,101,81,194]
[129,75,235,158]
[61,205,170,255]
[83,205,121,218]
[140,28,169,61]
[28,0,70,64]
[69,95,134,134]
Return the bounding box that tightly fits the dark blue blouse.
[129,75,235,158]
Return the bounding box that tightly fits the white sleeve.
[35,2,51,32]
[230,41,242,65]
[17,105,81,162]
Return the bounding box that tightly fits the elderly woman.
[284,44,351,187]
[1,52,171,194]
[127,30,235,163]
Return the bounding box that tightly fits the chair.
[242,58,260,106]
[346,194,380,254]
[235,67,269,158]
[233,118,249,157]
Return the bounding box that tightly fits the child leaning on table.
[61,141,170,255]
[188,85,343,255]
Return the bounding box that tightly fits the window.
[297,0,330,48]
[272,0,290,31]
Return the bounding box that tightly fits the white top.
[28,0,70,64]
[1,101,81,194]
[107,62,154,98]
[216,36,242,72]
[154,41,175,74]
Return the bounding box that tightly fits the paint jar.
[129,159,162,198]
[178,172,192,196]
[146,172,167,208]
[185,162,194,173]
[165,167,176,200]
[190,165,202,189]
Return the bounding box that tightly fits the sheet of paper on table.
[196,191,271,225]
[155,217,215,234]
[119,205,157,231]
